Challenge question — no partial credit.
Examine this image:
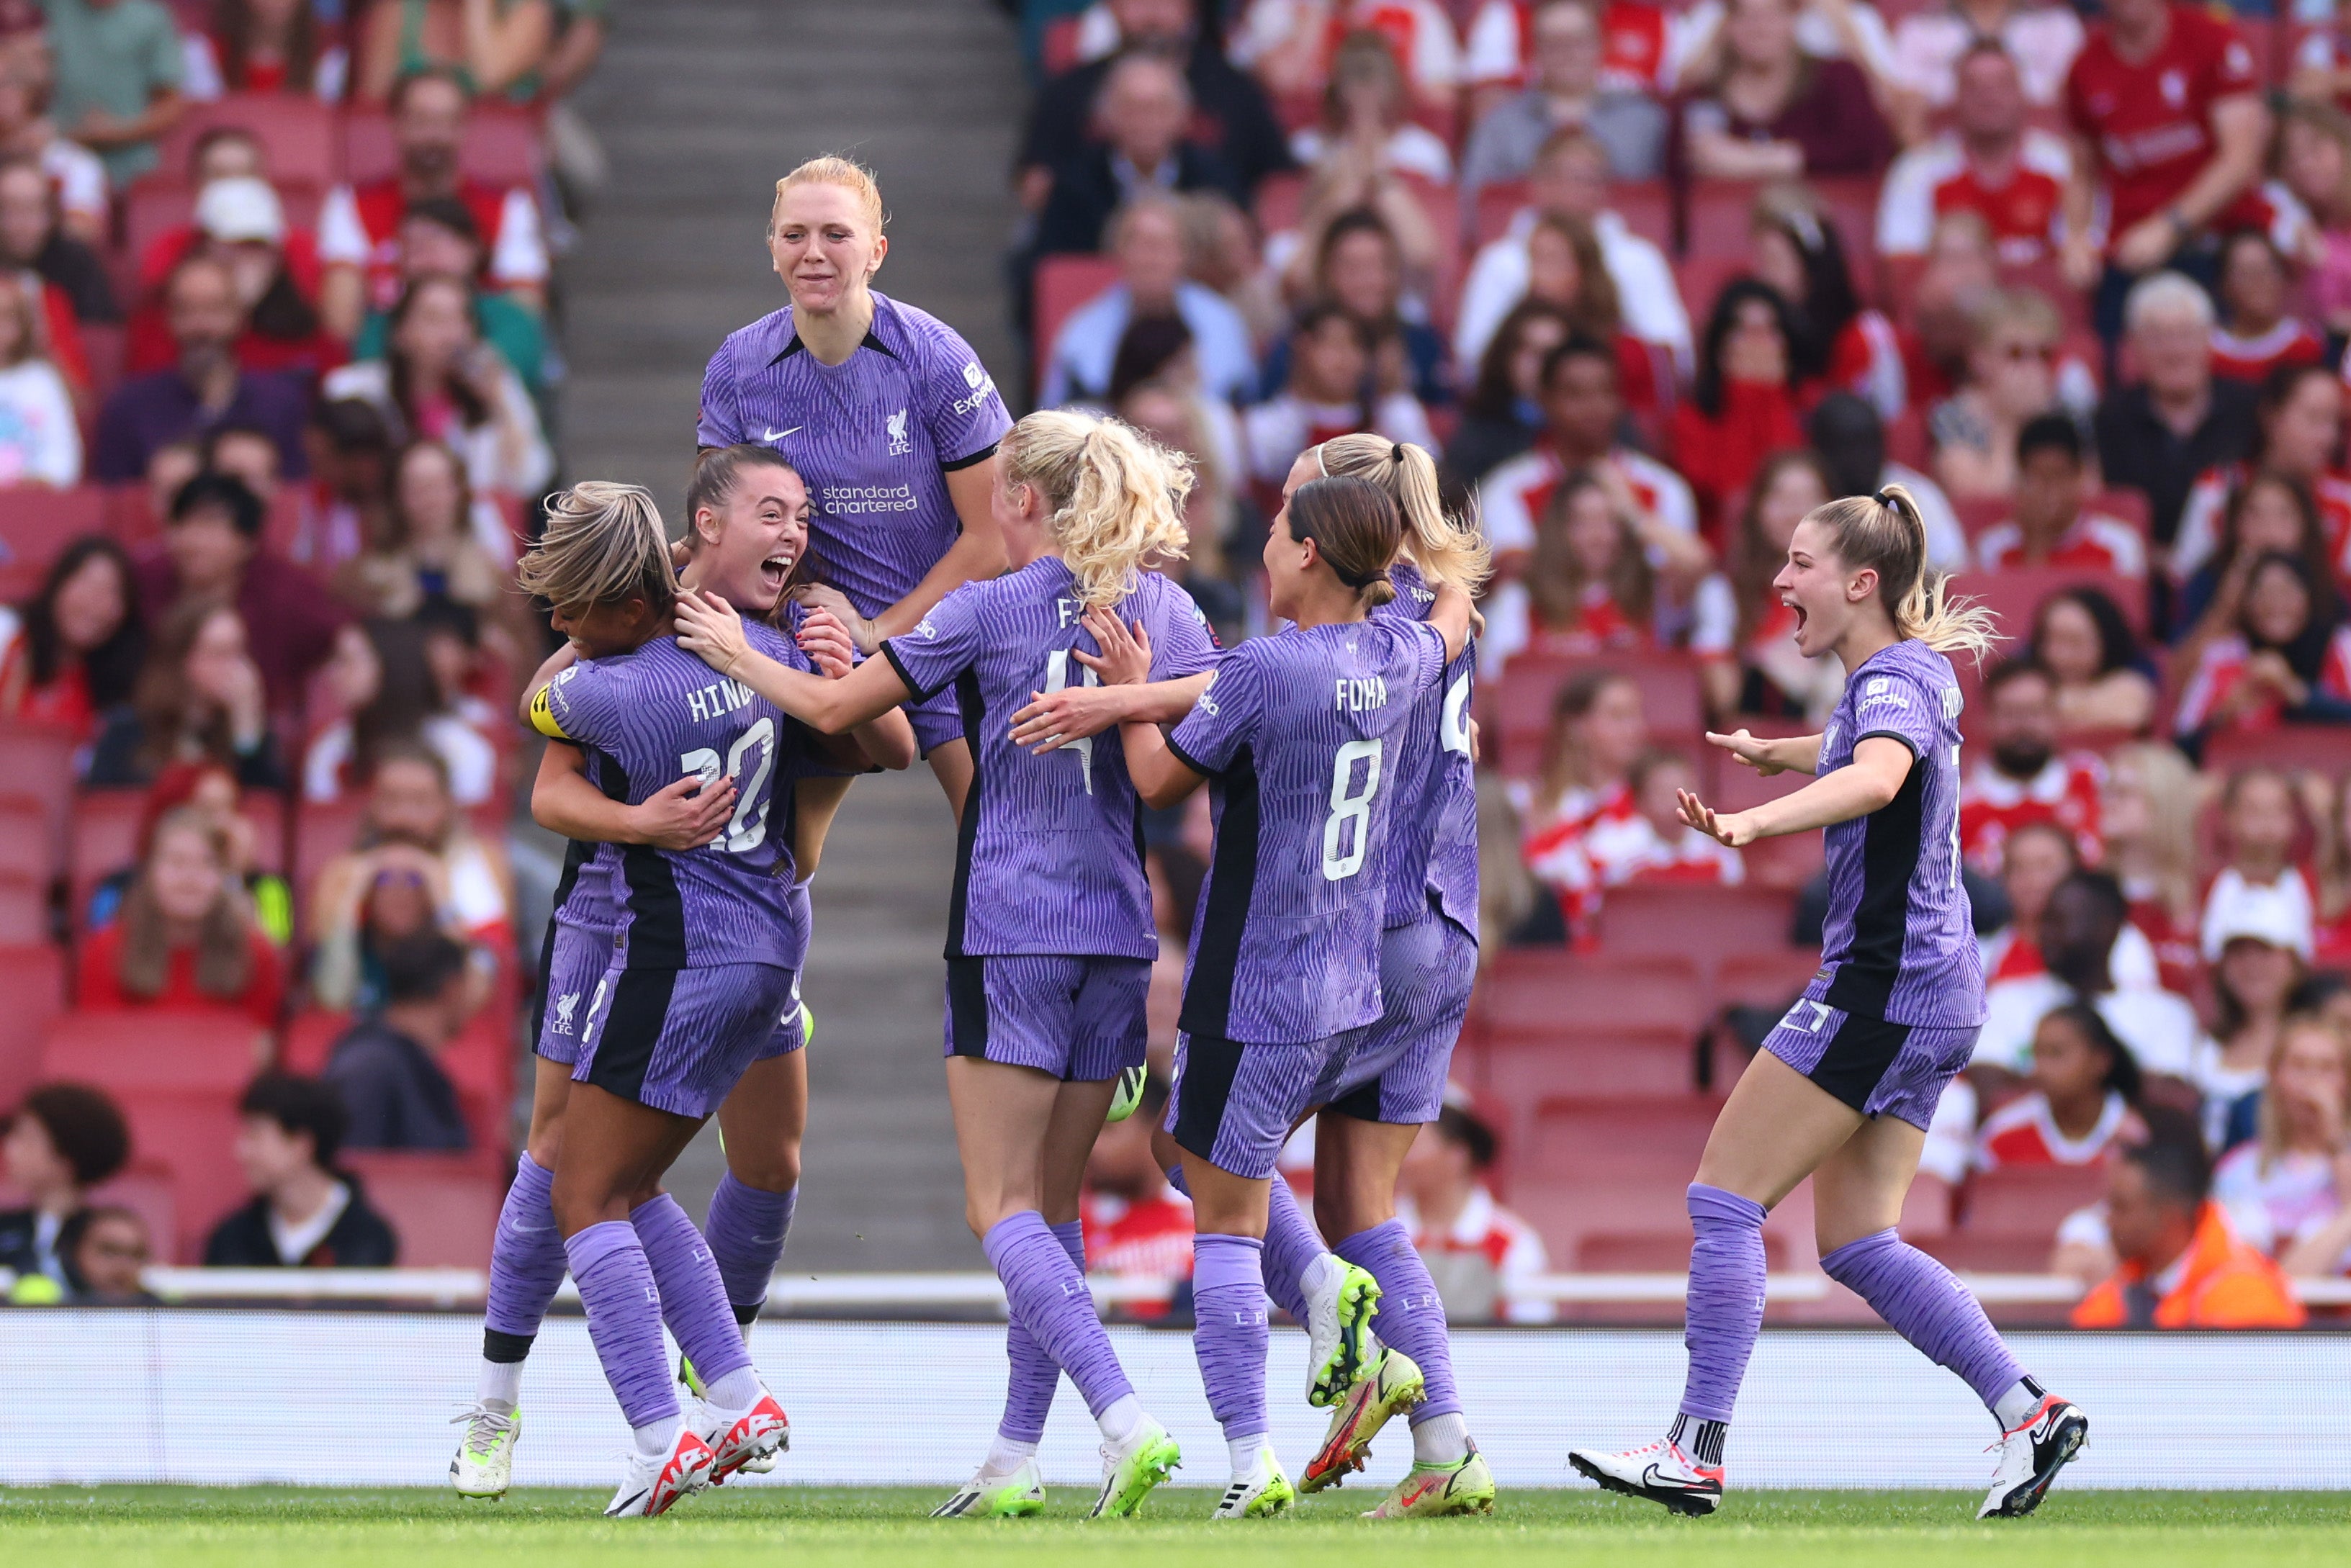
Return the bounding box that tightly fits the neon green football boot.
[1300,1347,1426,1492]
[1089,1417,1182,1517]
[932,1456,1048,1517]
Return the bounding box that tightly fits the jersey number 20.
[680,716,776,854]
[1323,738,1383,881]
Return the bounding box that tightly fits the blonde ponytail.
[1808,484,2000,659]
[1314,433,1492,595]
[1000,410,1194,610]
[518,481,675,616]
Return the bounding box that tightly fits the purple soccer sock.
[1191,1233,1270,1441]
[630,1194,753,1391]
[997,1220,1087,1443]
[1678,1182,1769,1424]
[1257,1176,1319,1325]
[1820,1227,2028,1410]
[564,1220,680,1430]
[1335,1218,1461,1423]
[484,1151,567,1343]
[705,1174,796,1318]
[983,1211,1133,1419]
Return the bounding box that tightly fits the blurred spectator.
[0,159,112,387]
[1974,1002,2147,1169]
[1808,392,1968,572]
[1601,747,1744,888]
[83,758,291,940]
[2193,886,2312,1152]
[2206,767,2317,947]
[1265,207,1449,408]
[1973,419,2142,581]
[1978,820,2079,984]
[1440,297,1573,497]
[2060,0,2267,343]
[2177,472,2337,654]
[2096,274,2259,561]
[1176,191,1287,349]
[354,197,549,393]
[1017,0,1293,214]
[1477,333,1697,572]
[0,533,143,741]
[1975,869,2198,1077]
[1460,0,1667,202]
[1240,303,1433,483]
[1116,379,1248,638]
[1080,1073,1193,1319]
[539,0,613,202]
[1397,1099,1552,1324]
[0,41,106,243]
[1265,148,1440,326]
[1233,0,1461,118]
[130,472,348,711]
[204,1073,398,1267]
[1102,311,1248,490]
[0,269,75,482]
[1516,668,1646,934]
[2028,585,2157,739]
[1483,465,1712,668]
[2102,744,2203,994]
[1670,279,1804,523]
[303,618,496,806]
[1291,29,1452,182]
[0,1083,130,1288]
[287,396,395,574]
[1958,659,2103,875]
[354,0,554,105]
[2214,1014,2351,1274]
[2277,102,2351,341]
[2172,554,2351,749]
[1516,212,1666,418]
[323,274,554,499]
[1887,2,2081,117]
[309,742,511,1012]
[1877,45,2069,269]
[325,932,472,1152]
[1455,128,1689,369]
[2072,1133,2304,1328]
[1460,0,1686,103]
[184,0,348,102]
[2171,365,2351,598]
[74,805,283,1028]
[1697,449,1844,721]
[1745,186,1892,411]
[332,438,513,620]
[40,0,184,186]
[93,256,311,484]
[319,68,549,338]
[1033,53,1247,260]
[125,177,338,379]
[1667,0,1892,184]
[57,1204,152,1301]
[2209,230,2324,389]
[1934,300,2078,507]
[87,596,284,788]
[1043,192,1257,409]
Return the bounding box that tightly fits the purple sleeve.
[1848,668,1938,760]
[1146,580,1221,680]
[878,582,987,700]
[910,318,1012,470]
[531,658,628,748]
[1167,642,1265,775]
[695,338,744,449]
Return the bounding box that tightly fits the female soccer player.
[673,410,1215,1519]
[1566,487,2088,1520]
[696,154,1012,819]
[451,449,910,1500]
[508,482,905,1518]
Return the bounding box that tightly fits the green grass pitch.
[3,1487,2347,1568]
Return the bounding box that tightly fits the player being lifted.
[1567,487,2088,1519]
[508,482,910,1518]
[672,410,1214,1518]
[451,452,911,1500]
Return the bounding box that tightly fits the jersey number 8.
[1323,738,1383,881]
[680,716,776,855]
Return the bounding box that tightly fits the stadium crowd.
[1,0,2349,1332]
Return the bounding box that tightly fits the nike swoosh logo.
[611,1488,648,1513]
[763,426,803,441]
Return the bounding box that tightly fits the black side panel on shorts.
[597,749,688,970]
[585,967,680,1104]
[1173,1032,1248,1161]
[945,956,990,1058]
[943,670,984,961]
[1825,734,1926,1019]
[1178,745,1258,1040]
[1326,1073,1386,1125]
[1807,1011,1912,1114]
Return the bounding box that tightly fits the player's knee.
[727,1145,800,1194]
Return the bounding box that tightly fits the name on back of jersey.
[1336,676,1389,712]
[685,675,757,724]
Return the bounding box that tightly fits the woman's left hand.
[796,606,858,678]
[793,584,880,654]
[1678,787,1758,848]
[674,590,750,678]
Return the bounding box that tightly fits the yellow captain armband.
[528,682,571,740]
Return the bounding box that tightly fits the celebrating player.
[451,450,910,1500]
[671,410,1215,1519]
[696,154,1013,818]
[1565,487,2089,1519]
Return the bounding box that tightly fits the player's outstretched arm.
[1678,736,1911,848]
[676,589,910,733]
[1706,728,1823,778]
[531,739,734,849]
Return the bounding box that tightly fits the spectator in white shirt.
[0,268,79,485]
[2192,886,2311,1153]
[1887,0,2082,114]
[1398,1099,1554,1324]
[1290,28,1455,184]
[1241,301,1433,483]
[1040,192,1258,408]
[1975,869,2201,1080]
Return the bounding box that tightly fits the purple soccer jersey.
[529,621,822,970]
[695,292,1012,623]
[1169,616,1449,1044]
[1375,561,1479,938]
[883,558,1220,958]
[1804,638,1986,1027]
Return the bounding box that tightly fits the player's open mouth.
[760,553,794,591]
[1786,598,1806,637]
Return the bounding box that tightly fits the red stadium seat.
[151,94,341,186]
[1468,180,1671,251]
[281,1009,349,1076]
[1713,948,1824,1011]
[0,872,44,945]
[0,485,107,600]
[0,796,50,885]
[1596,883,1796,960]
[340,1150,508,1268]
[1473,180,1527,247]
[341,106,546,189]
[1912,1233,2057,1274]
[0,943,66,1109]
[1952,495,2010,544]
[1518,1095,1723,1256]
[1960,1164,2109,1238]
[1488,652,1705,777]
[1948,565,2149,646]
[0,722,78,882]
[1682,176,1879,292]
[67,788,143,928]
[1576,1228,1787,1272]
[1030,253,1122,383]
[40,1009,263,1091]
[2088,487,2151,539]
[294,797,371,892]
[1476,950,1710,1035]
[2203,726,2351,778]
[1485,1028,1700,1104]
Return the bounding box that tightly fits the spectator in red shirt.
[1974,415,2147,580]
[2173,365,2351,593]
[1876,42,2071,267]
[2209,230,2326,389]
[1670,278,1806,521]
[125,177,339,379]
[2176,470,2338,653]
[2061,0,2269,343]
[1974,1001,2148,1170]
[75,806,284,1030]
[189,0,348,101]
[0,535,144,747]
[1981,819,2080,983]
[1080,1074,1194,1320]
[2101,741,2204,993]
[1960,658,2105,875]
[1668,0,1892,184]
[2174,552,2351,752]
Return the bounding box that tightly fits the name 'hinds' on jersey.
[1376,559,1478,938]
[1807,639,1986,1028]
[881,557,1221,959]
[529,620,822,970]
[1169,616,1449,1044]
